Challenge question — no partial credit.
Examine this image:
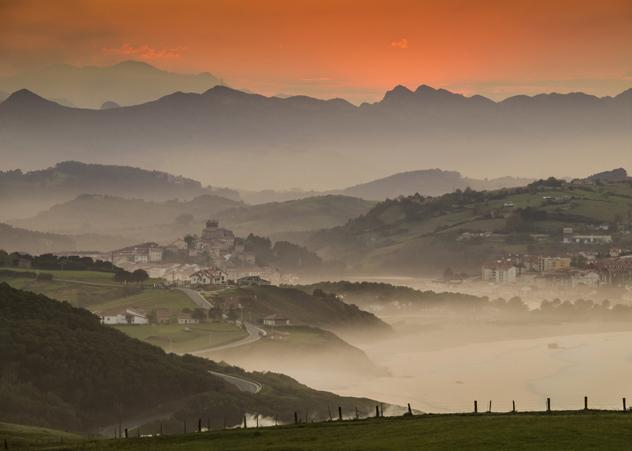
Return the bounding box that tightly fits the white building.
[571,271,600,288]
[481,262,518,284]
[189,268,228,285]
[177,313,200,325]
[99,308,148,325]
[563,235,613,245]
[263,314,291,327]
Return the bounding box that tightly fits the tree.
[132,269,149,284]
[184,234,197,250]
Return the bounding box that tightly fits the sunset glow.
[1,0,630,102]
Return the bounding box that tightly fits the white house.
[262,314,290,327]
[189,268,228,285]
[177,313,200,325]
[99,308,148,325]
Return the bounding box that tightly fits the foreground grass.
[0,422,82,449]
[24,412,632,451]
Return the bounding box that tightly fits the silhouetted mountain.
[335,169,532,200]
[0,85,630,189]
[0,60,224,108]
[0,161,237,220]
[238,169,532,203]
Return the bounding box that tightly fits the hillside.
[334,169,533,201]
[0,283,383,433]
[9,193,372,245]
[1,85,629,190]
[218,195,376,240]
[307,177,632,275]
[0,223,75,254]
[0,60,223,108]
[210,325,387,388]
[212,286,392,340]
[238,169,532,204]
[9,193,242,238]
[0,160,239,220]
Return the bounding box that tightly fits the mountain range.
[1,84,629,190]
[0,60,223,108]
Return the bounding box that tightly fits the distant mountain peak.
[2,88,61,109]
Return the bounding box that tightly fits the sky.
[0,0,631,103]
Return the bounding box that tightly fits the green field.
[0,421,83,449]
[13,412,632,450]
[113,322,247,353]
[0,276,194,312]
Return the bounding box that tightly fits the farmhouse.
[98,308,148,325]
[189,268,228,285]
[177,313,200,325]
[262,314,291,327]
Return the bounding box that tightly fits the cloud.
[391,38,408,49]
[103,43,186,60]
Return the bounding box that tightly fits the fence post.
[4,438,8,450]
[124,428,128,439]
[546,398,551,412]
[338,406,343,421]
[243,415,247,429]
[407,403,413,415]
[624,398,627,412]
[355,407,359,420]
[584,396,588,410]
[488,401,492,413]
[294,411,298,424]
[198,418,202,433]
[376,405,380,418]
[160,423,163,436]
[207,418,210,432]
[474,400,478,414]
[183,420,187,434]
[512,400,516,413]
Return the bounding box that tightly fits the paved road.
[209,371,263,394]
[175,287,213,309]
[192,322,266,355]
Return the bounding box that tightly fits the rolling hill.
[9,193,374,245]
[306,175,632,275]
[0,283,383,433]
[1,85,629,190]
[0,160,239,220]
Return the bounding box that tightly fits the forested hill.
[0,283,382,433]
[306,177,632,275]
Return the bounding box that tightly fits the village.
[92,220,294,337]
[480,227,632,289]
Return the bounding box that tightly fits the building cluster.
[186,220,256,267]
[98,307,203,326]
[111,242,164,264]
[482,252,632,288]
[187,267,271,287]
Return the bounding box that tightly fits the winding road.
[209,371,263,394]
[191,321,266,355]
[175,287,213,309]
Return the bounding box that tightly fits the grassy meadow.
[8,412,632,450]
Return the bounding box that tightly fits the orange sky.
[1,0,631,102]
